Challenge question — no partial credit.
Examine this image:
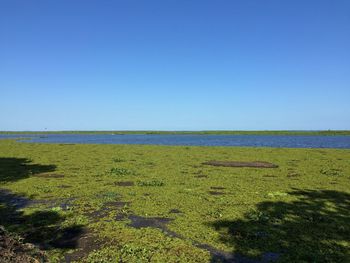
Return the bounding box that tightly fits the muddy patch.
[34,173,65,178]
[48,227,87,250]
[114,181,135,187]
[203,161,278,168]
[126,215,179,238]
[62,229,103,263]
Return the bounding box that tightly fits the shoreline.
[1,130,350,136]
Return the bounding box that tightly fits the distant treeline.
[1,130,350,136]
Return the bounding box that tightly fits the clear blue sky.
[1,0,349,131]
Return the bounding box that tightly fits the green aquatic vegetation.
[51,206,62,212]
[109,167,135,176]
[320,168,343,176]
[246,210,271,222]
[100,192,120,201]
[66,214,89,226]
[119,244,153,260]
[33,185,52,193]
[86,244,153,263]
[120,205,131,216]
[207,210,224,219]
[0,140,349,262]
[112,158,125,163]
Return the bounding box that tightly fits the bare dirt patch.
[0,226,47,263]
[203,161,278,168]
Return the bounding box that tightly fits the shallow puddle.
[127,215,180,238]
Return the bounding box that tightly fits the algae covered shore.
[1,140,350,262]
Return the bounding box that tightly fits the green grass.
[109,167,136,176]
[0,139,350,262]
[1,130,350,135]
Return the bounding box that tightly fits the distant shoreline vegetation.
[1,130,350,136]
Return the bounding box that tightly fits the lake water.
[1,134,350,148]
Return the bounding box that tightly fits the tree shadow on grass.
[0,158,84,261]
[0,157,56,183]
[210,190,350,262]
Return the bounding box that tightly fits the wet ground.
[1,140,349,262]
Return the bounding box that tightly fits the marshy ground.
[0,140,349,262]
